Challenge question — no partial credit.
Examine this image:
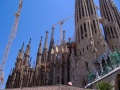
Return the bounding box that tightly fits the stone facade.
[6,29,74,88]
[73,0,108,88]
[71,0,120,89]
[6,0,120,89]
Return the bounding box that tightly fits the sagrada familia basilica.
[6,0,120,90]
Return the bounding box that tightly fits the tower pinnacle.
[17,42,24,59]
[24,39,31,67]
[42,31,49,63]
[63,30,66,44]
[36,36,43,67]
[15,42,24,71]
[44,31,49,50]
[38,36,43,54]
[49,27,54,52]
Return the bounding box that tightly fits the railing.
[87,50,120,84]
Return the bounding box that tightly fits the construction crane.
[0,0,22,85]
[52,16,73,45]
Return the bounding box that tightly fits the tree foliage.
[96,81,114,90]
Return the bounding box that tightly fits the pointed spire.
[42,31,49,63]
[49,27,55,61]
[49,27,54,51]
[63,30,66,44]
[10,68,13,76]
[28,38,31,46]
[24,39,31,66]
[38,36,43,54]
[36,36,43,66]
[44,31,49,50]
[25,38,31,56]
[51,27,54,42]
[21,42,24,51]
[17,42,24,59]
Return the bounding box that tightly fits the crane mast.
[0,0,22,84]
[52,16,72,45]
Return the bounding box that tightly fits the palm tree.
[96,81,114,90]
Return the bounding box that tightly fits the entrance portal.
[118,75,120,90]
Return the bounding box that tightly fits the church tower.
[49,28,55,85]
[109,0,120,29]
[85,0,108,56]
[41,31,49,85]
[21,39,32,87]
[75,0,108,87]
[36,36,43,69]
[42,31,49,63]
[34,36,43,86]
[49,27,54,55]
[6,43,25,88]
[99,0,120,51]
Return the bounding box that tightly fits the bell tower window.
[85,61,89,71]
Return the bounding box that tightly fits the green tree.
[96,81,114,90]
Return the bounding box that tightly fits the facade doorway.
[118,74,120,90]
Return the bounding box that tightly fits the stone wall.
[4,85,86,90]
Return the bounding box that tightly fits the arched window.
[83,48,84,52]
[110,26,114,38]
[57,76,60,84]
[81,25,83,39]
[114,27,118,38]
[93,20,97,33]
[84,23,87,37]
[78,0,81,19]
[85,61,89,71]
[108,27,111,39]
[81,25,83,34]
[87,46,88,50]
[78,28,80,42]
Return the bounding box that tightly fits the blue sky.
[0,0,120,89]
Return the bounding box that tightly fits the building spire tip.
[41,36,43,41]
[46,31,49,34]
[29,38,31,44]
[41,36,43,39]
[22,42,24,46]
